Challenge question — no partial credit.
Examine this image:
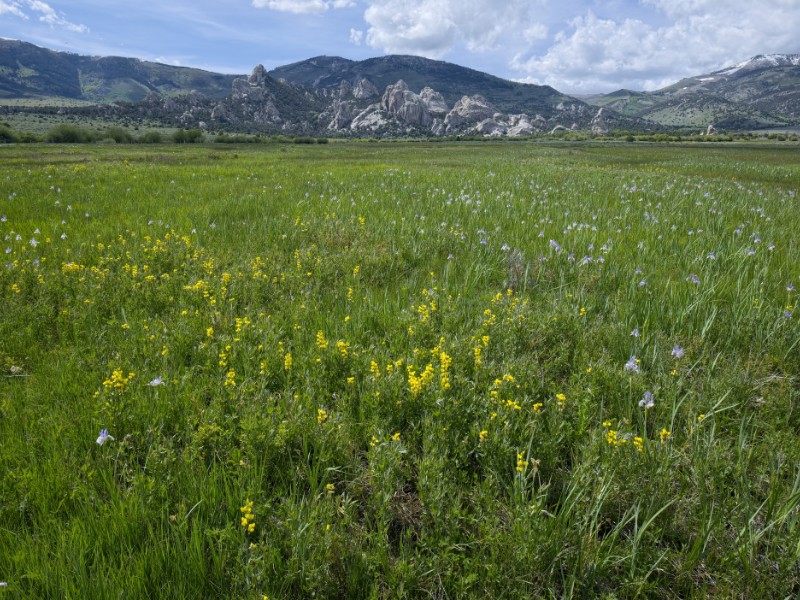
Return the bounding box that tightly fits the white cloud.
[0,1,27,18]
[363,0,543,57]
[251,0,351,13]
[27,0,88,32]
[514,0,800,93]
[0,1,88,32]
[349,27,363,45]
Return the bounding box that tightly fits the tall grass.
[0,141,798,598]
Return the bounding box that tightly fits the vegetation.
[0,142,799,597]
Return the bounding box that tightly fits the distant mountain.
[270,54,574,117]
[0,39,238,101]
[581,54,800,129]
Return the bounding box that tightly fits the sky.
[1,0,799,93]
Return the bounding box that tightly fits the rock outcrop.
[444,95,496,133]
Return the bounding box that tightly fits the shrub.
[139,131,163,144]
[45,124,93,143]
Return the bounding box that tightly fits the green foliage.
[138,130,163,144]
[0,142,799,598]
[102,126,133,144]
[0,122,18,143]
[44,123,94,143]
[173,128,205,144]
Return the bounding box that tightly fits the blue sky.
[1,0,798,93]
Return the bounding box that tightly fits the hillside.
[270,54,574,117]
[582,54,800,129]
[0,39,238,102]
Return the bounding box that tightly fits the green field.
[1,142,799,598]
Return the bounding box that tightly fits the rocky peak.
[248,65,269,86]
[353,78,379,99]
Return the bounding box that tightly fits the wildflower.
[555,393,566,408]
[391,432,401,442]
[624,356,640,373]
[630,328,640,338]
[659,428,671,443]
[687,273,700,284]
[671,345,684,359]
[224,370,236,387]
[707,251,716,260]
[697,413,705,422]
[633,437,644,452]
[479,430,488,443]
[148,376,164,386]
[602,420,612,428]
[326,483,335,494]
[605,429,618,446]
[638,279,647,287]
[532,402,543,414]
[315,330,329,350]
[283,353,292,371]
[639,391,655,409]
[96,429,114,445]
[516,452,529,473]
[317,409,328,424]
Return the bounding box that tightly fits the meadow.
[0,140,799,598]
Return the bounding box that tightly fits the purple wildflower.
[96,429,115,446]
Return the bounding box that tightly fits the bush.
[103,127,133,144]
[45,124,93,143]
[139,131,163,144]
[0,123,18,143]
[173,128,205,144]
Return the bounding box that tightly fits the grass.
[0,141,799,598]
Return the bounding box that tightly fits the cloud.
[251,0,352,13]
[27,0,88,32]
[0,0,87,32]
[0,1,27,18]
[349,28,363,45]
[362,0,542,57]
[514,0,800,93]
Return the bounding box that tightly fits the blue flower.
[671,345,684,359]
[624,356,640,373]
[639,391,655,409]
[96,429,115,446]
[148,376,164,387]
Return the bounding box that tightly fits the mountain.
[270,54,573,117]
[0,39,238,101]
[581,54,800,129]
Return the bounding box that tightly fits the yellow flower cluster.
[659,428,671,443]
[479,430,488,443]
[555,392,566,408]
[240,500,256,533]
[317,408,328,425]
[224,369,236,388]
[316,330,329,350]
[439,351,452,391]
[407,363,435,397]
[336,340,349,358]
[516,452,529,473]
[102,369,135,392]
[633,436,644,452]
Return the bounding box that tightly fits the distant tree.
[173,128,204,143]
[103,127,133,144]
[0,123,18,143]
[45,124,93,143]
[139,131,163,143]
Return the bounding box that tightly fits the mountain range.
[1,39,798,136]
